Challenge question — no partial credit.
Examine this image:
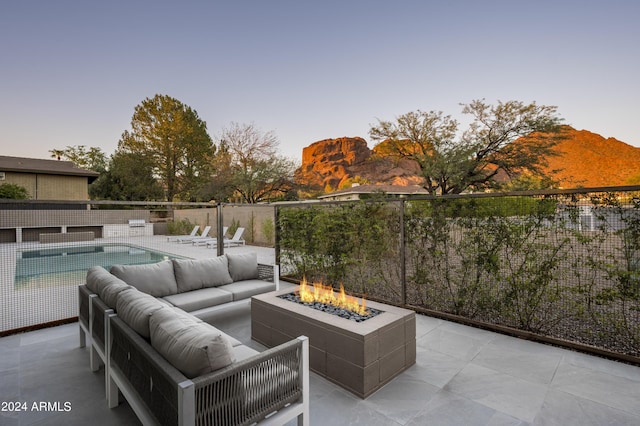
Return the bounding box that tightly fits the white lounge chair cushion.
[110,260,178,297]
[172,256,233,292]
[150,306,236,378]
[226,253,259,282]
[116,288,167,338]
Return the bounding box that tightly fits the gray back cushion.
[86,265,124,294]
[116,287,166,339]
[100,280,133,310]
[87,265,135,309]
[149,307,236,378]
[172,256,233,292]
[110,260,178,297]
[226,253,259,282]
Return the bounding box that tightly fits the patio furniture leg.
[89,346,101,372]
[107,375,119,408]
[106,313,118,405]
[79,324,86,348]
[299,336,310,426]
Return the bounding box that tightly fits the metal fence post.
[400,200,406,306]
[274,205,280,266]
[217,203,224,256]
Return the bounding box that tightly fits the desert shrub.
[228,218,241,238]
[261,218,275,245]
[167,218,195,235]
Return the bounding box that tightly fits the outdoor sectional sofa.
[78,252,309,426]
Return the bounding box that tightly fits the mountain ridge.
[294,127,640,191]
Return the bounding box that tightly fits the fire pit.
[277,279,383,322]
[251,282,416,399]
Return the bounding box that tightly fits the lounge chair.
[176,225,211,243]
[207,227,245,248]
[166,225,199,242]
[192,227,228,246]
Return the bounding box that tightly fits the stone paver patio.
[1,239,640,425]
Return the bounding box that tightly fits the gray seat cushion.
[233,344,259,362]
[218,280,276,301]
[226,253,259,282]
[162,287,233,312]
[149,307,236,379]
[116,288,167,338]
[110,260,178,297]
[172,256,233,292]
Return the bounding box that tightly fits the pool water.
[15,244,185,288]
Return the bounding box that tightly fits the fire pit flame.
[298,277,369,316]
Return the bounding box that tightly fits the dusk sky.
[1,1,639,163]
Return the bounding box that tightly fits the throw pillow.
[172,256,233,292]
[116,287,167,338]
[150,307,236,378]
[226,252,259,282]
[110,260,178,297]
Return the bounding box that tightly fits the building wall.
[4,172,37,197]
[35,174,89,200]
[4,172,89,200]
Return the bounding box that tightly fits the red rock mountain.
[294,128,640,191]
[295,137,425,190]
[542,128,640,188]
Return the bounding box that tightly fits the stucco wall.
[173,205,275,245]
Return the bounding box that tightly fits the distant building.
[0,155,99,200]
[317,183,429,201]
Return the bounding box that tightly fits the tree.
[117,94,215,201]
[49,145,110,200]
[0,183,29,199]
[89,151,164,201]
[369,100,564,195]
[215,122,296,203]
[49,146,108,172]
[49,149,65,161]
[198,140,236,202]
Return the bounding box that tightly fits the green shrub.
[261,218,275,245]
[228,218,240,238]
[0,183,29,199]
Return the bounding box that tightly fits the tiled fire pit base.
[251,287,416,399]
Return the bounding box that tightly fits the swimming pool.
[15,243,185,288]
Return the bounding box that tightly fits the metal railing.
[0,200,276,335]
[2,187,639,365]
[275,186,640,364]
